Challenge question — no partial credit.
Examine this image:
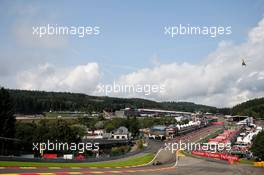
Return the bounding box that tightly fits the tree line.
[8,89,218,114]
[4,88,264,118]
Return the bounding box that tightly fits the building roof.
[151,125,167,131]
[114,126,129,134]
[137,108,192,115]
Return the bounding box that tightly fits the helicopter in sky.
[242,59,246,67]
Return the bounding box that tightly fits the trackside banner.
[191,151,239,161]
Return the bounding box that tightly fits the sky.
[0,0,264,107]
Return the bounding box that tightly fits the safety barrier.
[254,161,264,167]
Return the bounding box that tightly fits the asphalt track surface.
[1,125,263,174]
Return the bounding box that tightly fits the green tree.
[70,124,87,139]
[15,122,37,152]
[127,117,139,137]
[33,119,82,144]
[15,122,36,143]
[50,119,78,143]
[105,122,115,133]
[0,88,16,138]
[251,131,264,160]
[137,139,144,150]
[95,121,104,129]
[33,119,51,142]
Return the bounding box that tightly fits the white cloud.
[8,15,264,108]
[248,18,264,44]
[61,63,101,93]
[114,18,264,107]
[17,63,101,94]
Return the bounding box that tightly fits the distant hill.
[7,89,217,114]
[232,97,264,119]
[161,102,217,113]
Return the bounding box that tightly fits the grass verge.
[0,153,154,167]
[239,159,254,165]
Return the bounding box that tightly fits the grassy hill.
[7,89,216,114]
[232,97,264,119]
[8,89,263,118]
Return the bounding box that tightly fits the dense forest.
[6,89,264,118]
[7,89,217,114]
[232,97,264,119]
